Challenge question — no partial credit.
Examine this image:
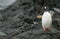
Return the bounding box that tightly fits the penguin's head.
[44,6,50,11]
[44,6,54,11]
[44,6,55,16]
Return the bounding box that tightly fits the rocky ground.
[0,0,60,39]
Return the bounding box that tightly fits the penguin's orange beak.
[36,15,42,19]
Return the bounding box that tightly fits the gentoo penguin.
[36,7,60,31]
[42,7,52,32]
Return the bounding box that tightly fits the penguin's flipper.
[37,15,42,19]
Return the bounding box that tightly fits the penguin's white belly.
[42,12,52,28]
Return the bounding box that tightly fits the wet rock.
[54,8,60,13]
[0,0,60,39]
[0,0,17,10]
[0,31,6,36]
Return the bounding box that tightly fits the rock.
[0,0,60,39]
[0,31,6,36]
[53,8,60,13]
[0,0,17,10]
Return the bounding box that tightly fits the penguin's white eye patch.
[44,7,47,9]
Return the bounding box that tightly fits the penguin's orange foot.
[43,28,46,32]
[47,28,51,31]
[43,27,51,32]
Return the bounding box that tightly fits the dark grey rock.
[0,0,60,39]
